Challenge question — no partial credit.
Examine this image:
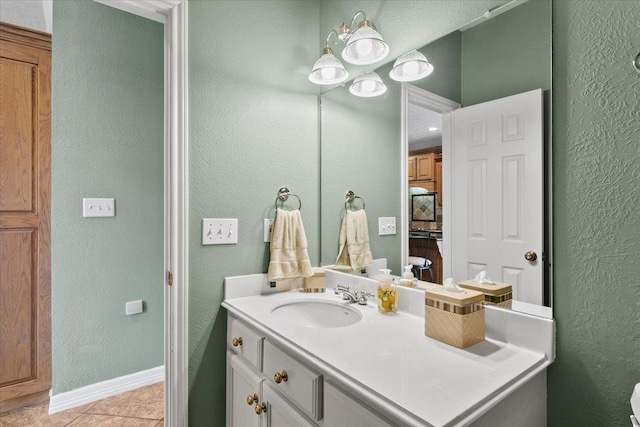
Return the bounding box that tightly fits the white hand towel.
[268,208,313,282]
[335,209,373,270]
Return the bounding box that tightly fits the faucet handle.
[355,290,374,305]
[335,284,350,294]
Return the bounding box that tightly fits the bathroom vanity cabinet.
[226,315,392,427]
[223,278,554,427]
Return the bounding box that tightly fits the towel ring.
[275,187,302,211]
[345,190,365,211]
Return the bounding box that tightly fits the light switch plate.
[202,218,238,245]
[264,219,274,242]
[83,198,115,217]
[125,300,143,315]
[378,217,396,235]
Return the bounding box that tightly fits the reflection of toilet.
[631,383,640,426]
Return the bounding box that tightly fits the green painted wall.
[549,1,640,425]
[51,1,164,393]
[413,31,462,104]
[188,1,320,424]
[461,0,551,106]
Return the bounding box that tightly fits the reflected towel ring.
[345,190,365,211]
[634,52,640,73]
[275,187,302,211]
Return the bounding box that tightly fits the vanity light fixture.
[349,71,387,97]
[389,50,434,82]
[309,31,349,85]
[340,11,389,65]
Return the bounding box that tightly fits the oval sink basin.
[270,300,362,328]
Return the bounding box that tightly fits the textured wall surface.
[51,1,164,393]
[188,1,320,423]
[461,0,551,106]
[549,1,640,425]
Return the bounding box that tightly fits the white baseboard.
[48,365,164,415]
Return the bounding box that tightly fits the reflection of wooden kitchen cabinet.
[408,156,417,181]
[435,156,442,206]
[416,153,435,181]
[408,153,436,182]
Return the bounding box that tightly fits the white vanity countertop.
[222,290,551,427]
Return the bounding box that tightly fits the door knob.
[232,337,243,347]
[524,251,537,261]
[247,393,258,405]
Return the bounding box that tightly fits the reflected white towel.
[268,209,313,282]
[335,209,373,270]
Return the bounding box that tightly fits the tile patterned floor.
[0,382,164,426]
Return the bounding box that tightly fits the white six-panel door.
[450,89,543,304]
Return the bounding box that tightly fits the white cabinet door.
[228,352,263,427]
[261,383,316,427]
[449,89,543,304]
[324,381,395,427]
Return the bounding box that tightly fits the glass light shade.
[389,50,434,82]
[309,48,349,85]
[349,72,387,97]
[342,21,389,65]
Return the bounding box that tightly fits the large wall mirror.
[320,0,552,314]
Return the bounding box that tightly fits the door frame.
[94,1,189,425]
[401,84,460,269]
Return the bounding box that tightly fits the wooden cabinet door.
[228,353,263,427]
[0,24,51,412]
[435,158,443,206]
[416,153,435,181]
[408,156,417,181]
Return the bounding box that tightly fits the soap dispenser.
[377,269,398,315]
[398,265,417,288]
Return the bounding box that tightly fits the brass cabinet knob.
[246,393,258,405]
[273,370,288,384]
[524,251,538,261]
[255,403,267,415]
[232,337,243,347]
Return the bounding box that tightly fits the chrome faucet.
[334,285,373,305]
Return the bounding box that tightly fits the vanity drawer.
[263,340,323,421]
[228,316,264,371]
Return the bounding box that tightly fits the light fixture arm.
[325,30,339,47]
[337,11,367,42]
[348,11,366,30]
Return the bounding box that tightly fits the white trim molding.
[401,84,460,270]
[90,1,189,426]
[49,366,164,414]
